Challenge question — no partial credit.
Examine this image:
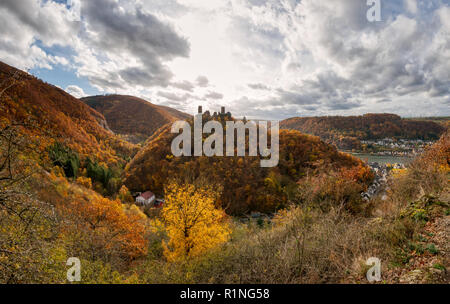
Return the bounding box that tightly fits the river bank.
[347,152,413,165]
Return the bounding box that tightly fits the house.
[135,191,156,206]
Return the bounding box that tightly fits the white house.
[135,191,156,206]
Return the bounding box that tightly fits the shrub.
[296,170,367,214]
[146,205,408,284]
[118,185,133,203]
[76,176,92,189]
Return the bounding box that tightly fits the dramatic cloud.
[0,0,76,69]
[0,0,189,91]
[78,0,189,90]
[0,0,448,118]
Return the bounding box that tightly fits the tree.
[62,196,148,261]
[0,124,61,283]
[76,176,92,189]
[0,70,22,99]
[118,185,133,203]
[48,142,80,178]
[86,158,113,188]
[162,182,230,262]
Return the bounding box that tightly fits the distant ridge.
[81,95,191,143]
[281,113,446,150]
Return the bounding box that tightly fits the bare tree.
[0,72,61,283]
[0,70,22,99]
[0,122,62,283]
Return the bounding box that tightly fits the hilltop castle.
[198,105,232,120]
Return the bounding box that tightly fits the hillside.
[281,114,446,150]
[124,113,373,215]
[81,95,191,143]
[0,61,137,163]
[406,117,450,130]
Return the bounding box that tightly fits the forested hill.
[0,61,137,163]
[81,95,191,143]
[281,114,446,150]
[124,113,374,215]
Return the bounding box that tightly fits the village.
[361,138,435,157]
[361,162,405,201]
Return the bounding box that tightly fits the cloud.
[77,0,190,90]
[82,0,189,60]
[251,0,450,118]
[0,0,190,91]
[157,91,193,102]
[226,15,286,69]
[170,80,195,92]
[118,66,173,87]
[404,0,418,14]
[204,91,224,100]
[248,83,271,91]
[65,85,86,98]
[271,89,319,106]
[196,76,209,87]
[326,100,362,111]
[0,0,77,70]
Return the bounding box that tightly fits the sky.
[0,0,449,119]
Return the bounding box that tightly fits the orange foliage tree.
[62,197,148,261]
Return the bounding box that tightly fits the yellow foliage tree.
[76,176,92,189]
[118,185,133,203]
[162,182,230,262]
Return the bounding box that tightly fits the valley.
[0,61,448,284]
[1,0,450,291]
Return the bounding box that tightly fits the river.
[349,153,413,165]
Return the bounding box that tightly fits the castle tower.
[198,105,203,114]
